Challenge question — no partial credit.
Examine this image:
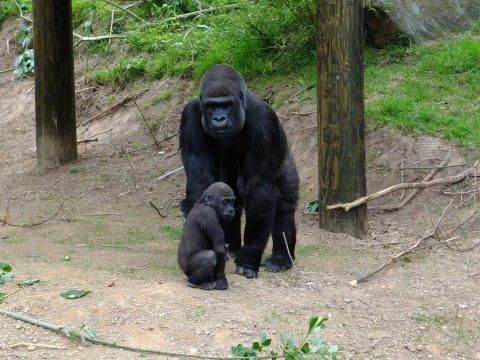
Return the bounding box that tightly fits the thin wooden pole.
[316,0,367,238]
[33,0,77,165]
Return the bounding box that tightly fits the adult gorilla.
[179,64,299,279]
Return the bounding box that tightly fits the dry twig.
[328,161,480,212]
[0,197,66,227]
[370,153,451,210]
[11,342,67,350]
[79,88,149,127]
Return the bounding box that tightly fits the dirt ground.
[1,19,480,360]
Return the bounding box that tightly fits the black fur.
[177,182,235,290]
[179,64,299,279]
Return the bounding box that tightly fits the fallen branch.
[355,199,468,283]
[101,0,149,24]
[77,137,98,144]
[158,166,184,181]
[0,67,15,75]
[369,151,451,211]
[328,160,480,212]
[73,33,127,44]
[356,236,459,284]
[144,4,239,28]
[11,342,67,350]
[85,128,113,138]
[0,197,66,227]
[0,288,22,302]
[0,308,264,359]
[79,88,149,127]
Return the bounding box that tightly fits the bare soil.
[1,19,479,360]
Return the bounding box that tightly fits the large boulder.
[365,0,480,46]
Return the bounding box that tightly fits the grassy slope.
[364,39,480,150]
[2,1,479,150]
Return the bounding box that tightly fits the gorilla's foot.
[187,280,216,290]
[215,277,228,290]
[261,255,293,273]
[235,265,257,279]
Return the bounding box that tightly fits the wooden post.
[316,0,367,237]
[33,0,77,165]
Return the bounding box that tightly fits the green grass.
[364,39,480,150]
[159,224,182,240]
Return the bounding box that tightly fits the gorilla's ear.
[205,194,213,206]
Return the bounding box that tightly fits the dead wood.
[328,160,479,212]
[355,200,479,283]
[369,151,450,211]
[356,235,459,284]
[79,88,149,127]
[77,137,98,144]
[0,197,66,227]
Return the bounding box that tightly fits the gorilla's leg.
[262,206,296,272]
[262,160,299,272]
[185,250,217,290]
[235,179,276,279]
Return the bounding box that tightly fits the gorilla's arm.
[179,100,217,215]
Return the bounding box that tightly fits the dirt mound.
[1,18,479,360]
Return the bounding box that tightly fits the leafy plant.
[231,316,338,359]
[306,200,318,213]
[17,22,33,49]
[13,19,35,80]
[14,48,34,80]
[0,263,13,284]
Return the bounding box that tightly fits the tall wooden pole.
[316,0,367,238]
[33,0,77,166]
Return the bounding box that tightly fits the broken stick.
[328,160,479,212]
[79,88,149,127]
[369,151,451,211]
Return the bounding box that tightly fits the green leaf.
[63,255,70,261]
[0,273,14,284]
[60,290,91,299]
[18,279,40,287]
[300,342,310,353]
[309,336,324,346]
[306,200,318,213]
[0,292,6,301]
[308,316,319,332]
[0,263,12,272]
[260,329,267,344]
[329,345,339,353]
[84,328,96,338]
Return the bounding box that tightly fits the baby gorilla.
[178,182,235,290]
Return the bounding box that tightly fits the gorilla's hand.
[235,265,257,279]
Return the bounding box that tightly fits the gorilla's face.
[200,75,246,140]
[203,182,236,222]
